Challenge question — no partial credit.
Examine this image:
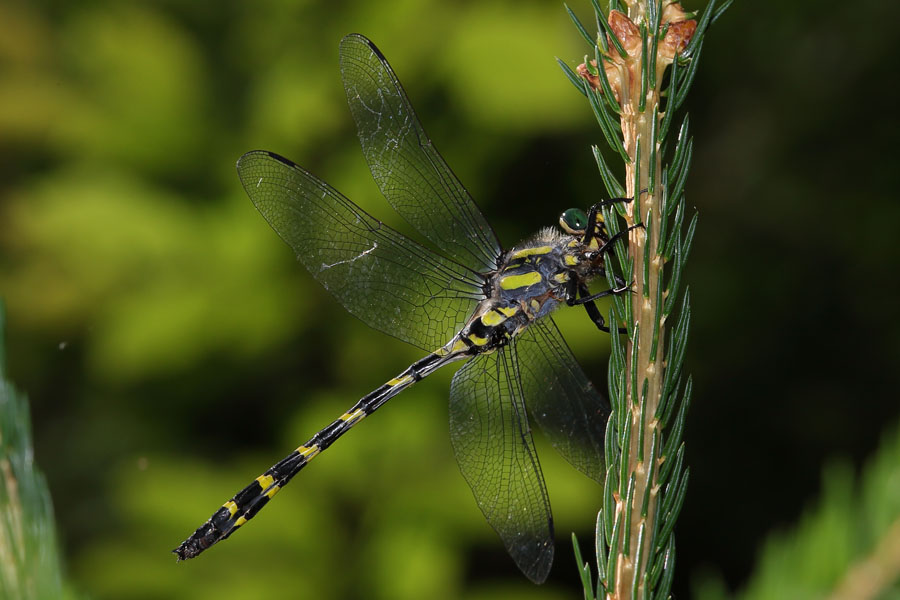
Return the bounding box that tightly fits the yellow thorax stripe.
[467,334,489,346]
[481,304,521,326]
[499,271,542,290]
[223,500,238,517]
[510,245,552,259]
[481,310,505,326]
[498,306,518,317]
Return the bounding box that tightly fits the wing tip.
[236,150,297,172]
[340,33,384,61]
[521,542,554,584]
[263,150,296,168]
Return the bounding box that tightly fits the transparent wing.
[449,348,553,584]
[516,318,610,483]
[339,33,502,274]
[238,150,485,351]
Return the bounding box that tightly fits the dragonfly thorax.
[451,227,605,355]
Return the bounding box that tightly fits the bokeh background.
[1,1,898,599]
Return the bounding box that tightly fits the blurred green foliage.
[695,420,900,600]
[0,304,70,600]
[1,0,899,599]
[0,1,606,598]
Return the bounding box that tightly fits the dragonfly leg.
[582,197,632,247]
[585,188,647,217]
[565,280,629,333]
[588,196,632,213]
[590,222,644,262]
[583,188,650,247]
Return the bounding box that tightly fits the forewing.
[339,34,502,274]
[238,150,484,351]
[448,349,553,584]
[516,318,610,483]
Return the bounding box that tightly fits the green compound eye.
[559,208,589,234]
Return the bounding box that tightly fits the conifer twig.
[562,1,726,598]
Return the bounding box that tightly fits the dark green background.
[1,1,897,598]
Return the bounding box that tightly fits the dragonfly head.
[560,207,610,250]
[559,208,589,235]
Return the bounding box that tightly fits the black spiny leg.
[568,217,637,333]
[572,195,644,333]
[565,275,628,333]
[567,281,629,333]
[583,197,632,247]
[590,222,644,262]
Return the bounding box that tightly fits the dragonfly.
[174,33,631,584]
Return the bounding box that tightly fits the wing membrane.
[449,348,553,584]
[516,318,610,483]
[238,150,484,351]
[339,33,502,274]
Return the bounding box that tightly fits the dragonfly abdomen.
[173,348,465,560]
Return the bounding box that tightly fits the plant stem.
[564,1,722,596]
[613,8,665,597]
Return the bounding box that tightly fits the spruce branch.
[560,1,726,598]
